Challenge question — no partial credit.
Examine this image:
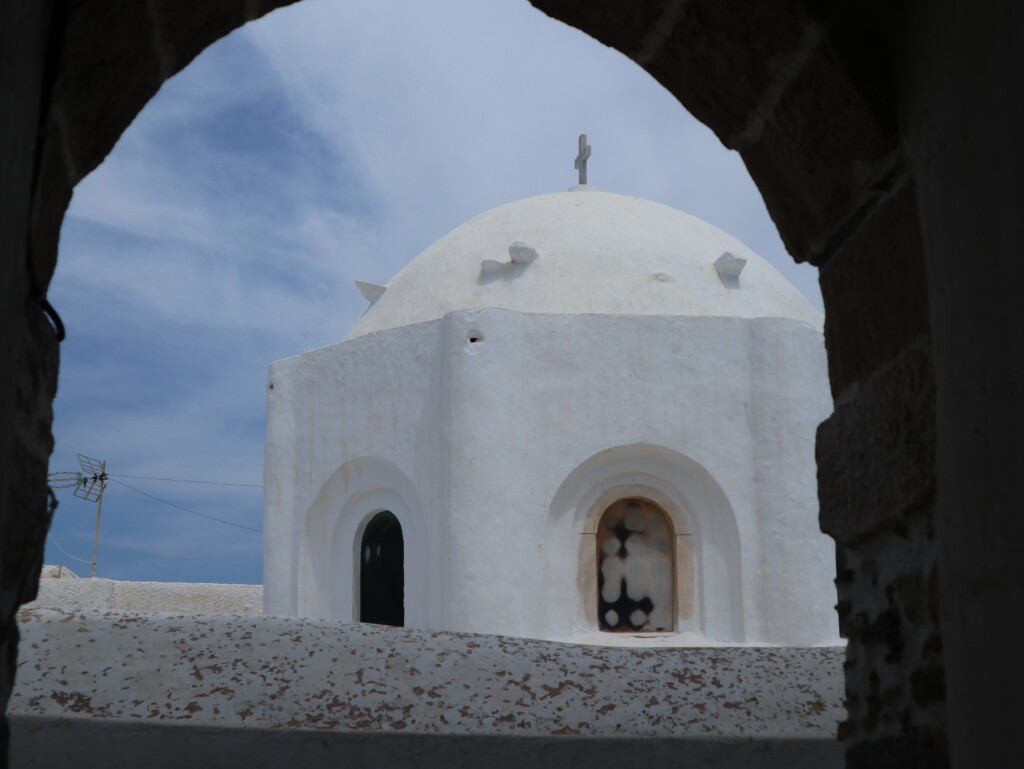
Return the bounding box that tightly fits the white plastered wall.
[263,320,449,627]
[265,308,837,646]
[439,309,836,645]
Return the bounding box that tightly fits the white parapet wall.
[11,607,845,768]
[24,577,263,614]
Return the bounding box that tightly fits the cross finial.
[574,134,592,185]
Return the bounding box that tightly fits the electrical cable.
[107,473,262,488]
[47,534,93,565]
[109,478,262,533]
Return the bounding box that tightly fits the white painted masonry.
[264,189,838,647]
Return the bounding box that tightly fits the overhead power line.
[109,478,262,533]
[107,474,262,488]
[47,534,93,565]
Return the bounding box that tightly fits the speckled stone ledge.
[11,608,843,765]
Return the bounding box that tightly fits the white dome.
[346,189,821,340]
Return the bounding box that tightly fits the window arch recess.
[297,457,432,625]
[578,480,696,634]
[544,443,744,643]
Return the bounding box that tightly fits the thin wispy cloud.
[46,0,822,585]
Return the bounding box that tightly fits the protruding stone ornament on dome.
[355,280,387,304]
[480,241,540,278]
[344,191,823,340]
[508,241,539,265]
[715,251,747,286]
[569,133,598,192]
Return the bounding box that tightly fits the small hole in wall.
[467,330,484,344]
[268,383,274,390]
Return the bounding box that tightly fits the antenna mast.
[72,454,108,577]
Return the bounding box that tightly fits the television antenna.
[47,454,108,577]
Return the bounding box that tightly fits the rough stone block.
[639,0,809,140]
[819,182,931,397]
[836,509,947,769]
[532,0,809,153]
[531,0,673,70]
[5,300,59,607]
[53,0,165,178]
[52,1,300,183]
[739,41,902,265]
[28,124,73,293]
[817,338,935,545]
[151,0,301,77]
[533,1,904,267]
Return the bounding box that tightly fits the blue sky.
[45,0,821,585]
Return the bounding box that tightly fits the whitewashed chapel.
[263,137,838,647]
[12,141,845,767]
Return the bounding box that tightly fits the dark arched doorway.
[358,511,404,627]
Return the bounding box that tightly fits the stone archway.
[5,1,1024,767]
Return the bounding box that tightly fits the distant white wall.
[25,578,262,615]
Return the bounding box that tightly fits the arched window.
[359,511,404,627]
[597,498,674,632]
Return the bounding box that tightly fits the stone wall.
[833,510,945,768]
[816,191,940,769]
[10,607,845,768]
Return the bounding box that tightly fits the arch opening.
[358,511,404,627]
[548,443,741,642]
[40,0,822,587]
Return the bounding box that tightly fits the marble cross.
[574,134,592,185]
